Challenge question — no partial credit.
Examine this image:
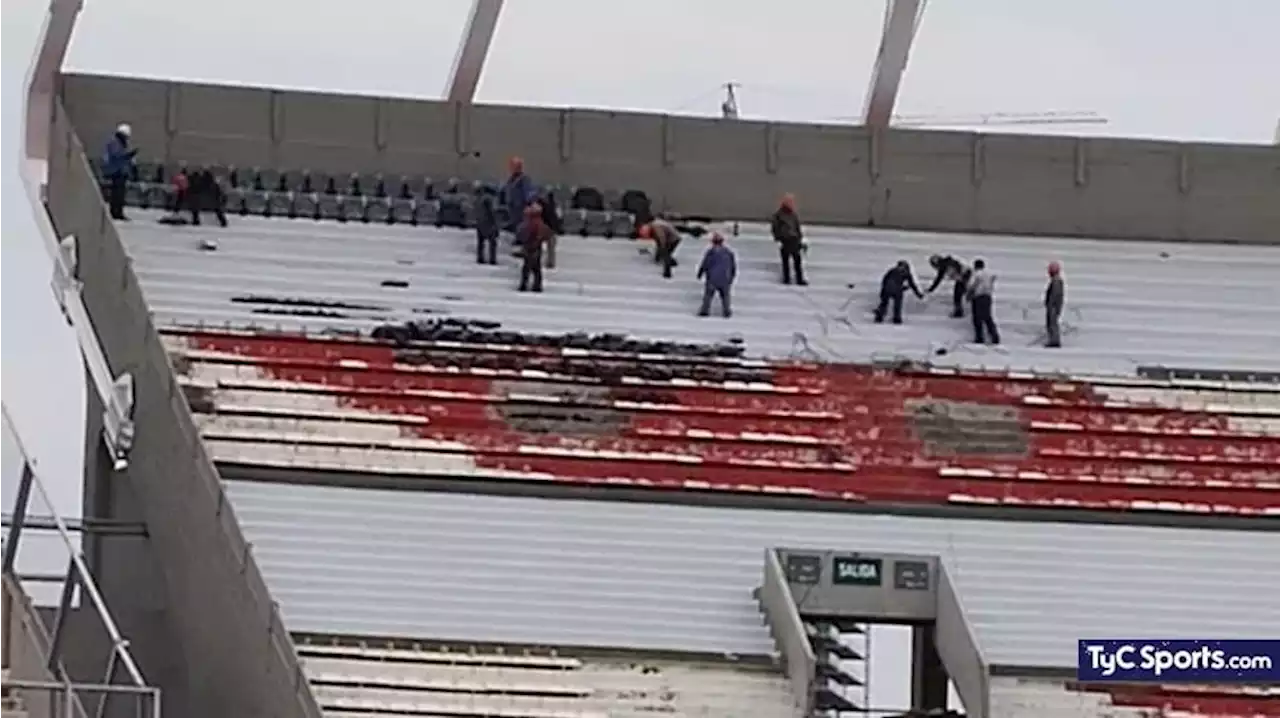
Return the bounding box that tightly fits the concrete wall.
[63,365,184,718]
[62,73,1279,244]
[934,568,988,718]
[45,98,321,718]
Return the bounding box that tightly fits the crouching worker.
[696,233,736,318]
[638,219,682,279]
[475,194,499,265]
[517,204,553,293]
[926,254,971,318]
[874,260,924,325]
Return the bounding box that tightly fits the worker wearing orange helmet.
[1044,261,1066,348]
[638,217,682,279]
[770,193,807,286]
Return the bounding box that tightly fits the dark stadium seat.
[571,185,605,211]
[413,199,439,226]
[317,194,342,220]
[294,193,319,220]
[123,181,147,208]
[266,191,293,218]
[366,196,391,223]
[341,195,367,222]
[398,174,428,200]
[562,208,588,236]
[584,210,614,238]
[228,167,254,190]
[222,188,245,214]
[258,168,283,192]
[143,183,170,209]
[280,169,305,193]
[242,190,269,216]
[390,197,416,224]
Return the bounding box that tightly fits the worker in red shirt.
[517,204,553,292]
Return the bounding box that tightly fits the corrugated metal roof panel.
[117,211,1280,375]
[224,480,1280,669]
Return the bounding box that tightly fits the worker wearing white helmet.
[102,121,138,220]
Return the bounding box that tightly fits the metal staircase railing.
[1,405,160,718]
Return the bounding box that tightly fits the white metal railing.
[1,404,160,718]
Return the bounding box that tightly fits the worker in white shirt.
[966,259,1000,345]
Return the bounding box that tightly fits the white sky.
[3,0,1278,711]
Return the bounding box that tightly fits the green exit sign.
[833,556,883,586]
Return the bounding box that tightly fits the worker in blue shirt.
[102,123,138,220]
[696,233,736,318]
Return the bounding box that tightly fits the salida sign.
[832,556,883,586]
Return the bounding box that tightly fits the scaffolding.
[1,406,160,718]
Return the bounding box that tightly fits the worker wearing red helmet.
[638,218,682,279]
[1044,261,1066,348]
[770,193,807,286]
[517,202,553,293]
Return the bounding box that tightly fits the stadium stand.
[13,56,1277,718]
[116,212,1280,519]
[222,480,1280,717]
[100,160,640,238]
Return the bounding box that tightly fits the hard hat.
[116,123,132,138]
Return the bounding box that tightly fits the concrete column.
[911,624,949,711]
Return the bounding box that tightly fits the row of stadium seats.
[122,182,637,236]
[292,639,797,718]
[167,325,1279,516]
[94,159,641,211]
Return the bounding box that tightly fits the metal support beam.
[96,651,120,718]
[444,0,505,103]
[2,515,149,537]
[862,0,927,129]
[2,465,36,574]
[47,558,81,673]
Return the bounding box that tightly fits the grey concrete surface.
[118,211,1280,375]
[45,100,321,718]
[71,365,186,718]
[222,479,1280,670]
[62,73,1280,244]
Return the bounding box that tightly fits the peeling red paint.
[1086,684,1280,717]
[178,330,1279,513]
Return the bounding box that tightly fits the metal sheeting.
[117,211,1280,376]
[224,480,1280,669]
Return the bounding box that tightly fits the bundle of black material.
[369,320,747,360]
